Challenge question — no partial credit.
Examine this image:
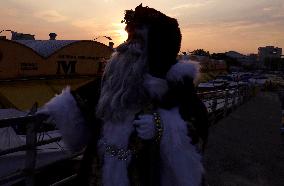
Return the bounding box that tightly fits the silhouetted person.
[39,4,208,186]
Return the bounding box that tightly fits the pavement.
[204,92,284,186]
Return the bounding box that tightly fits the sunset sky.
[1,0,283,54]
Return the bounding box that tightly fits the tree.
[211,53,240,71]
[191,49,210,56]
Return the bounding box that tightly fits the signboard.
[20,63,38,70]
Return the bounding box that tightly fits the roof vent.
[49,33,57,40]
[109,42,114,49]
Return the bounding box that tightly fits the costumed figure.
[38,4,209,186]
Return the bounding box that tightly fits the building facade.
[0,37,113,110]
[0,39,113,80]
[258,46,282,63]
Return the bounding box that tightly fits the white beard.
[96,42,150,122]
[96,41,151,186]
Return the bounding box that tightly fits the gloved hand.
[133,114,155,140]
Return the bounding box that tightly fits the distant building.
[11,31,35,40]
[0,39,113,79]
[248,54,258,61]
[225,51,246,59]
[258,46,282,63]
[0,34,114,110]
[225,51,257,66]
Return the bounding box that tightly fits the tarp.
[0,109,27,150]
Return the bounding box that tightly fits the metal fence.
[0,85,255,186]
[198,85,255,124]
[0,106,81,186]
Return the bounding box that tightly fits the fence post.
[236,89,241,106]
[240,87,244,104]
[25,120,37,186]
[232,89,237,110]
[25,103,39,186]
[223,90,228,117]
[211,97,218,123]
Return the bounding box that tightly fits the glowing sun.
[116,28,128,44]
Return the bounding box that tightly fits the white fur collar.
[166,59,200,84]
[143,74,168,100]
[143,59,200,99]
[159,107,203,186]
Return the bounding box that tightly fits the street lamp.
[94,35,112,41]
[94,35,114,49]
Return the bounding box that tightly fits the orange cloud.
[34,10,67,22]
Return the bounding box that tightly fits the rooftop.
[15,40,79,58]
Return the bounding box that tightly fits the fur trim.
[159,107,204,186]
[166,59,200,84]
[99,118,135,186]
[101,155,131,186]
[98,107,204,186]
[40,87,90,152]
[143,74,168,100]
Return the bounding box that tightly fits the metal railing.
[0,106,81,186]
[0,85,255,186]
[198,85,254,124]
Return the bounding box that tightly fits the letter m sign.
[56,61,77,75]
